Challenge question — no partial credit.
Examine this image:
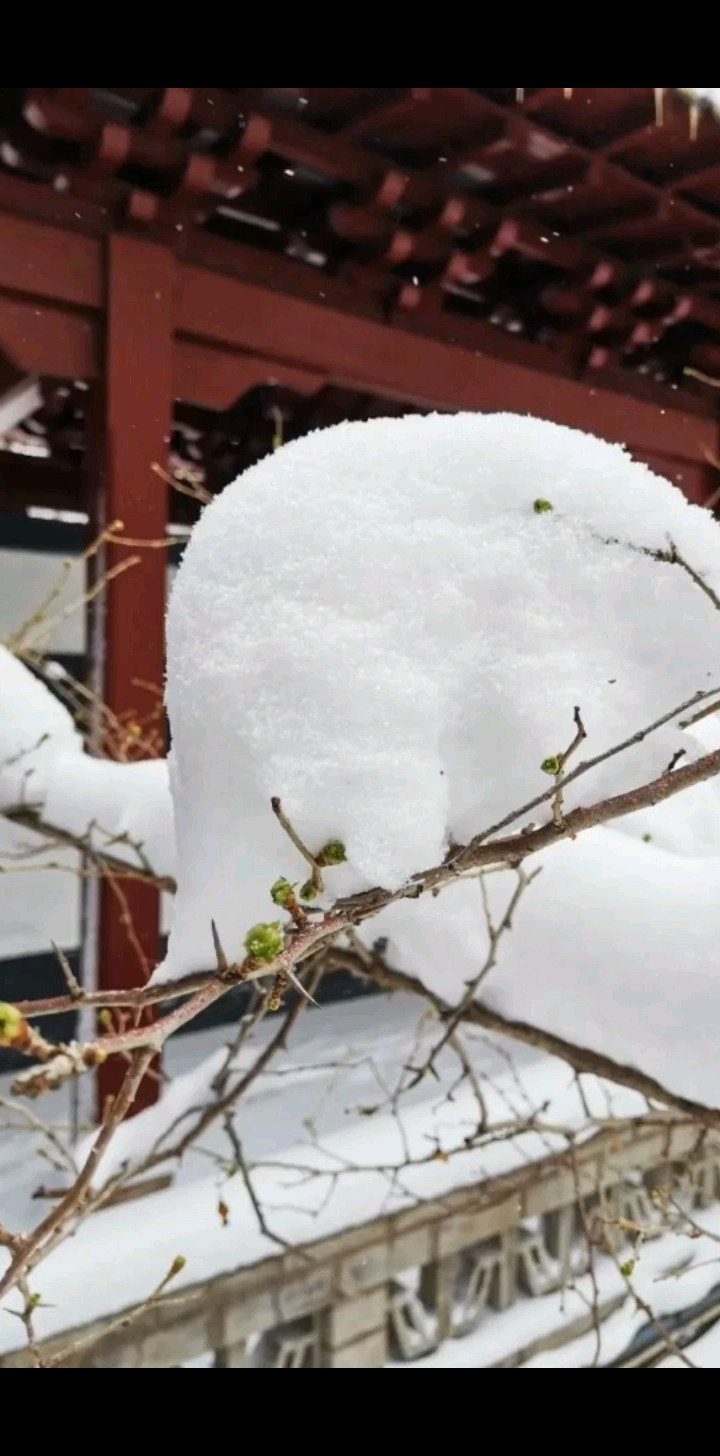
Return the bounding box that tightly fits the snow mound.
[161,411,720,981]
[0,644,82,811]
[371,828,720,1107]
[43,754,174,880]
[0,646,174,882]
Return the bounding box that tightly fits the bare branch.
[45,1255,187,1369]
[0,1050,154,1301]
[271,796,324,895]
[405,865,540,1089]
[51,942,82,1003]
[327,946,720,1133]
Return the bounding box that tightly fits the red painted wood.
[0,206,715,479]
[92,233,174,1118]
[177,265,720,465]
[640,453,719,507]
[0,209,103,306]
[174,338,325,410]
[0,294,98,378]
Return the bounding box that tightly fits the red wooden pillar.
[90,233,174,1118]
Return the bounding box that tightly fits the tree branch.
[330,948,720,1132]
[0,1050,154,1301]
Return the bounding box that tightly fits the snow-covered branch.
[4,410,720,1353]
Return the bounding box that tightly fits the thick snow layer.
[162,411,720,982]
[0,645,81,811]
[43,753,174,880]
[0,643,174,886]
[0,818,80,959]
[371,827,720,1106]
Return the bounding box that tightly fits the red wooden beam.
[0,207,715,471]
[174,338,325,410]
[89,234,174,1118]
[0,295,97,379]
[177,264,720,465]
[0,210,102,308]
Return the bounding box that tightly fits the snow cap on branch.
[0,645,81,811]
[161,411,720,982]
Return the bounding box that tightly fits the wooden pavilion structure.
[1,87,719,1113]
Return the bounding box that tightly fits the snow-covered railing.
[1,1115,716,1369]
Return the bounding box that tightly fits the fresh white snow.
[162,412,720,985]
[43,753,174,880]
[149,410,720,1107]
[4,400,720,1364]
[0,644,174,884]
[4,412,720,1107]
[0,996,638,1354]
[1,996,717,1368]
[0,644,81,812]
[371,827,720,1107]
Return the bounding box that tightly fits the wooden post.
[87,233,174,1119]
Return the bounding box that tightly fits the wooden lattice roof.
[2,87,720,408]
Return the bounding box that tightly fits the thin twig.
[50,942,83,1003]
[663,538,720,614]
[404,865,540,1089]
[0,1050,154,1301]
[45,1257,187,1368]
[0,1095,77,1176]
[547,706,587,831]
[271,796,324,894]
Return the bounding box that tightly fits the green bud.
[168,1255,186,1279]
[267,995,282,1012]
[317,839,347,866]
[0,1002,23,1047]
[300,880,320,902]
[244,922,284,962]
[534,498,554,514]
[620,1260,635,1278]
[643,834,652,844]
[541,756,562,776]
[270,878,295,908]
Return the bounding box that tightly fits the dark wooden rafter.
[1,88,720,400]
[0,212,718,519]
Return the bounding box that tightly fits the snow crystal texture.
[0,644,81,811]
[162,412,720,981]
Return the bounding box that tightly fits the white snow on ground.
[1,997,718,1367]
[395,1202,720,1370]
[0,995,633,1354]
